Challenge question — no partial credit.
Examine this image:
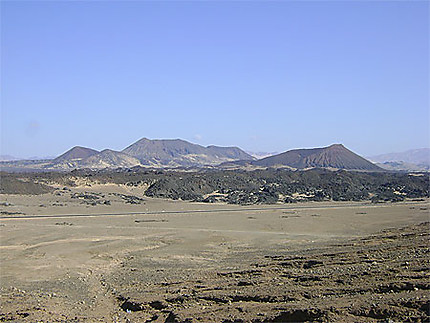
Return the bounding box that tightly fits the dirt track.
[0,191,429,322]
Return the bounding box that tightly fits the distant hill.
[205,145,255,161]
[50,149,142,170]
[246,151,278,159]
[122,138,254,167]
[79,149,142,169]
[368,148,430,167]
[53,146,99,163]
[376,161,430,172]
[0,155,21,161]
[26,156,56,160]
[253,144,382,171]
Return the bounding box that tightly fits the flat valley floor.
[0,186,429,322]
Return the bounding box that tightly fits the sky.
[1,1,429,158]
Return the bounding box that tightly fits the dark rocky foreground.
[1,222,429,322]
[1,169,429,204]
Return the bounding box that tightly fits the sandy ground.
[0,187,429,322]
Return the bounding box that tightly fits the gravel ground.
[0,191,428,322]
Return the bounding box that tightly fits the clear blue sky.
[1,1,428,158]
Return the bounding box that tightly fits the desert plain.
[0,183,429,322]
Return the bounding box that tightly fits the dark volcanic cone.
[53,146,99,163]
[254,144,383,171]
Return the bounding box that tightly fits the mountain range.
[367,148,430,171]
[47,138,255,170]
[46,139,383,171]
[3,138,424,172]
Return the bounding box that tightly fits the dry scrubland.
[0,170,429,322]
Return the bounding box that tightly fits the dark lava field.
[1,169,428,205]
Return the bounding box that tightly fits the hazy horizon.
[1,1,429,158]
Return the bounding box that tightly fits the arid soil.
[0,186,429,322]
